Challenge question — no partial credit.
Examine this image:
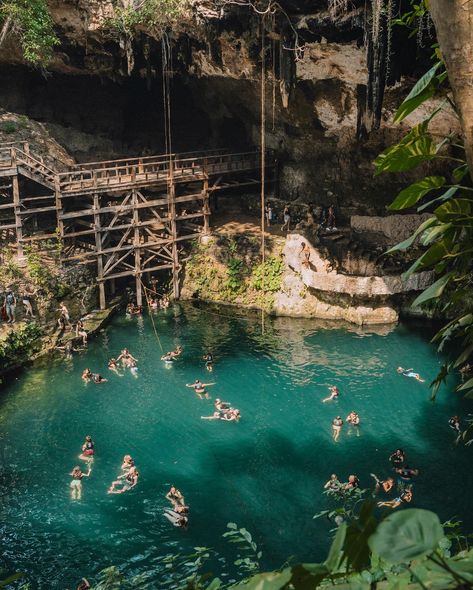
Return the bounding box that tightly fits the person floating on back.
[397,367,425,382]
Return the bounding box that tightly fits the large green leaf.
[401,61,441,104]
[420,223,451,246]
[394,85,435,124]
[435,198,472,222]
[411,272,454,307]
[368,509,444,563]
[389,176,445,210]
[417,186,458,212]
[403,236,453,277]
[325,523,347,572]
[375,124,437,174]
[231,568,292,590]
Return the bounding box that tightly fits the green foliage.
[226,258,243,295]
[24,246,55,293]
[251,257,284,293]
[223,523,262,574]
[0,120,17,134]
[0,0,60,66]
[107,0,189,37]
[0,250,22,283]
[0,321,43,367]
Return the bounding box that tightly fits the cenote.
[0,303,472,589]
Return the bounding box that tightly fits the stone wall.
[350,213,433,244]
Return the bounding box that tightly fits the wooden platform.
[0,142,272,308]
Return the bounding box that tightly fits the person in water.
[346,411,360,435]
[70,466,91,500]
[166,485,185,507]
[161,352,174,363]
[186,379,215,397]
[377,487,413,509]
[82,368,92,382]
[395,465,419,483]
[170,345,183,358]
[323,474,340,490]
[370,473,394,494]
[323,386,339,403]
[332,416,343,442]
[343,474,359,490]
[449,416,461,433]
[121,455,135,473]
[389,448,405,467]
[79,435,95,462]
[164,508,188,528]
[117,348,138,365]
[203,352,214,371]
[108,465,139,494]
[215,398,231,411]
[91,372,107,384]
[76,578,90,590]
[201,409,240,422]
[108,358,122,375]
[397,367,425,382]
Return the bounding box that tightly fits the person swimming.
[186,379,215,397]
[377,487,413,509]
[121,455,135,473]
[170,346,183,358]
[323,386,339,403]
[201,408,240,422]
[389,448,405,467]
[397,367,425,382]
[91,373,107,384]
[214,398,231,411]
[164,508,188,528]
[370,473,394,494]
[79,435,95,462]
[343,474,359,490]
[166,485,185,507]
[346,411,360,435]
[203,352,214,371]
[70,466,91,500]
[323,474,340,490]
[117,349,138,366]
[332,416,343,442]
[449,416,461,433]
[108,465,139,494]
[108,358,122,374]
[395,465,419,482]
[161,352,174,363]
[82,368,92,382]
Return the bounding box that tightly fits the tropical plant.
[106,0,189,37]
[0,0,59,66]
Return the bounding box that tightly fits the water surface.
[0,304,471,589]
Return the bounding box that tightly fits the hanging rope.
[260,14,266,336]
[140,278,164,352]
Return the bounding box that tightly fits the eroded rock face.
[351,213,433,244]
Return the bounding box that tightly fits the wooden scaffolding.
[0,142,268,308]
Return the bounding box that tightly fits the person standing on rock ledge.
[3,290,16,324]
[281,205,291,232]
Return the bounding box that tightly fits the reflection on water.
[0,302,471,589]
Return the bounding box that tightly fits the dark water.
[0,303,471,589]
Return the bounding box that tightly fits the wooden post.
[12,174,23,258]
[54,174,64,262]
[94,193,106,310]
[202,176,210,235]
[133,189,143,307]
[169,160,180,299]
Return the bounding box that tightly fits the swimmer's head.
[85,435,92,442]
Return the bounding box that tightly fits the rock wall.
[350,213,433,244]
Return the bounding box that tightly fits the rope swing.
[260,13,267,336]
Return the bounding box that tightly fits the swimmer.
[395,465,419,482]
[186,379,215,397]
[346,411,360,435]
[78,435,95,463]
[91,373,107,384]
[460,364,472,381]
[449,416,461,433]
[121,455,135,473]
[397,367,425,382]
[389,448,405,468]
[323,386,340,403]
[70,466,91,500]
[117,348,138,366]
[377,487,413,509]
[370,473,394,494]
[166,485,185,507]
[221,409,241,422]
[203,352,214,371]
[332,416,343,442]
[170,345,183,358]
[108,465,139,494]
[343,474,359,490]
[164,508,188,528]
[108,358,122,375]
[215,398,231,411]
[76,578,90,590]
[323,474,340,490]
[161,352,174,363]
[82,368,92,382]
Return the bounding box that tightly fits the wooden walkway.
[0,142,270,308]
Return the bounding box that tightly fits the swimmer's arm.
[83,470,91,477]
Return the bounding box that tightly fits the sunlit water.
[1,303,472,589]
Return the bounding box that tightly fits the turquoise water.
[0,303,472,589]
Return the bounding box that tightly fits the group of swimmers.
[324,447,418,512]
[148,295,170,310]
[201,398,241,422]
[164,485,189,528]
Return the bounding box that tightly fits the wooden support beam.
[202,176,210,235]
[132,189,142,306]
[168,163,180,299]
[97,263,174,282]
[93,193,106,310]
[12,173,23,257]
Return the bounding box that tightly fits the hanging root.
[328,0,349,20]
